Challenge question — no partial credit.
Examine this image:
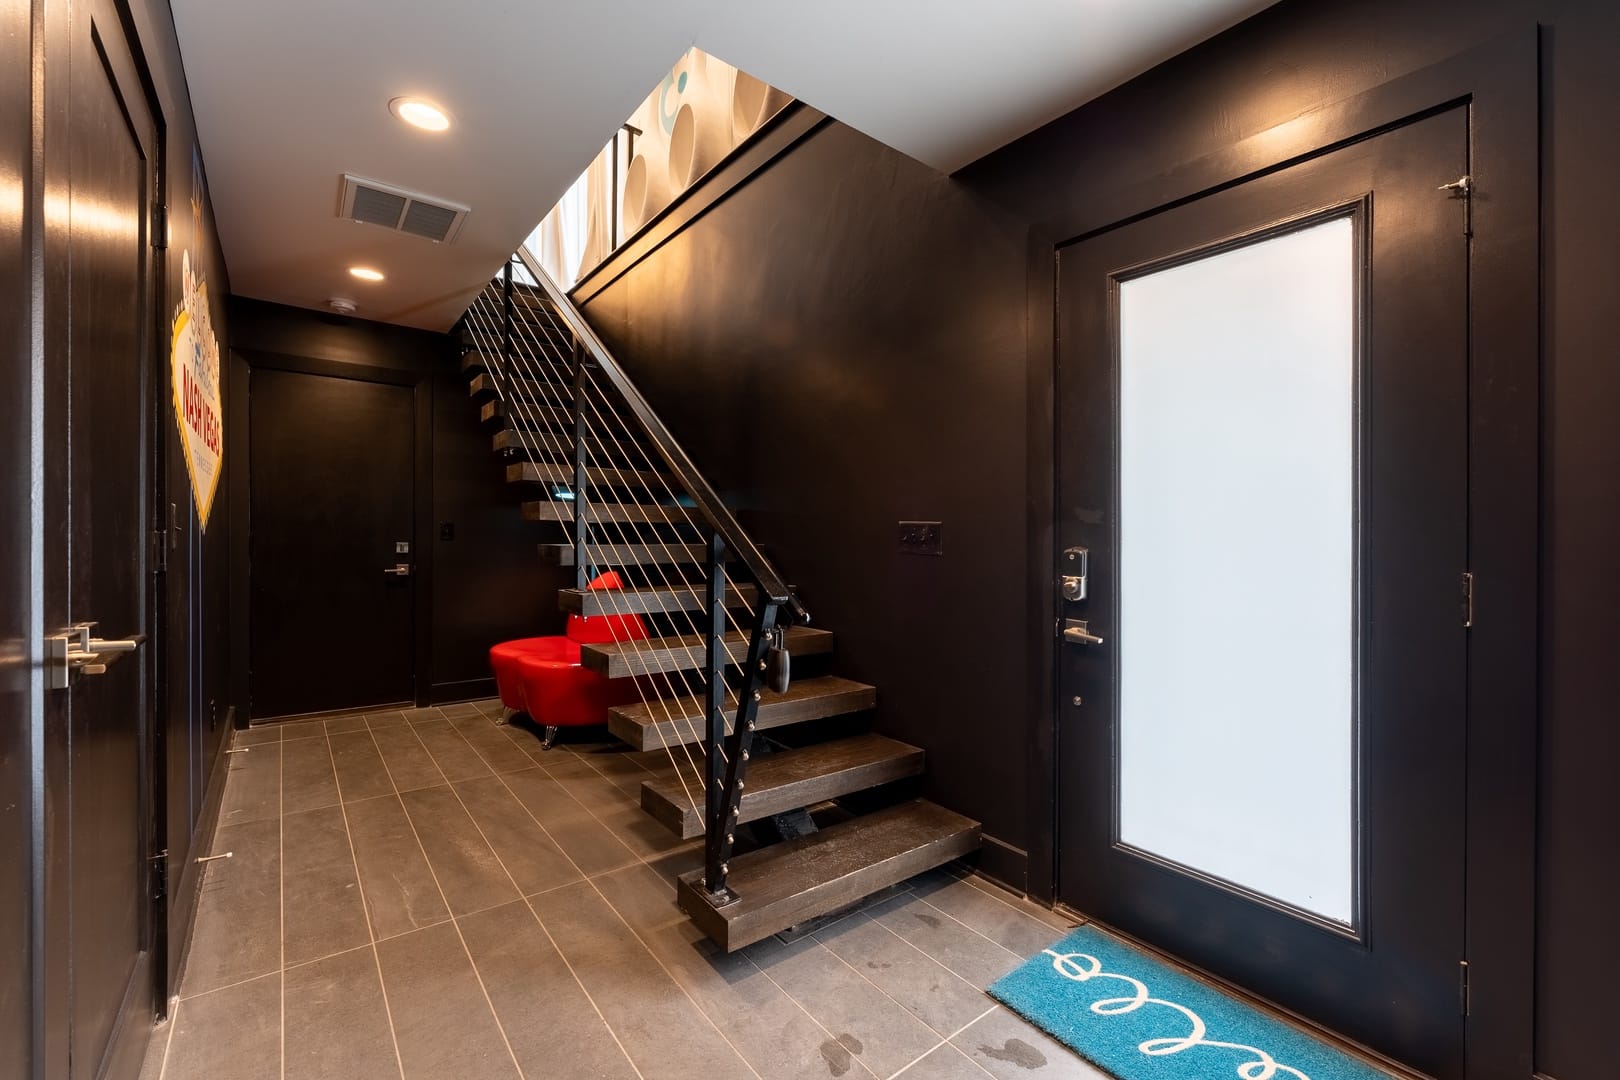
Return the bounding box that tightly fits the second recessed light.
[389,97,451,132]
[348,266,385,282]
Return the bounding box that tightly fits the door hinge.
[1458,959,1471,1016]
[152,203,168,249]
[151,528,168,574]
[1461,571,1475,629]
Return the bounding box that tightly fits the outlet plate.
[898,521,943,556]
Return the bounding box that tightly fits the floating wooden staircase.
[459,258,980,951]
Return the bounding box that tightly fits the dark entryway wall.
[227,296,557,713]
[962,3,1616,1078]
[575,118,1036,887]
[568,2,1615,1077]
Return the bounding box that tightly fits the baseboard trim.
[99,951,154,1080]
[970,833,1029,895]
[431,677,495,704]
[164,721,235,1007]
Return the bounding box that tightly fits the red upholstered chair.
[488,572,649,749]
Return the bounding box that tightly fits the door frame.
[230,348,436,721]
[1025,31,1538,1079]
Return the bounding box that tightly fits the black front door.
[249,367,417,718]
[1056,107,1470,1076]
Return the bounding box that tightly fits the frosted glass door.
[1116,216,1357,925]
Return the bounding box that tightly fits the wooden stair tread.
[676,799,981,951]
[539,542,711,568]
[507,462,669,488]
[468,373,571,403]
[559,583,759,617]
[642,734,924,839]
[608,675,875,750]
[522,500,691,526]
[481,401,572,429]
[581,626,832,679]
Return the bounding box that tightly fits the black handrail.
[514,244,808,625]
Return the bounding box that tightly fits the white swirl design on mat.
[1043,950,1312,1080]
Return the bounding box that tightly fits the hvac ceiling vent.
[337,174,469,243]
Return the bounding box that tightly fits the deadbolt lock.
[1060,546,1090,601]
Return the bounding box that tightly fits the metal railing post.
[703,532,732,899]
[571,340,589,589]
[712,600,777,899]
[500,262,514,401]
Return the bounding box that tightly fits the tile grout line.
[885,1003,1001,1080]
[530,743,690,875]
[857,891,1026,987]
[909,888,1048,964]
[494,726,826,1080]
[428,749,659,1080]
[738,953,885,1080]
[494,713,941,1078]
[152,983,178,1080]
[472,767,650,1080]
[385,711,527,1080]
[820,906,1005,1026]
[325,725,407,1080]
[954,869,1080,933]
[574,873,766,1080]
[478,710,932,1079]
[794,918,986,1046]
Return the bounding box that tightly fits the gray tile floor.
[140,700,1104,1080]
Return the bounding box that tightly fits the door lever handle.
[383,564,412,577]
[47,630,147,688]
[1062,619,1104,646]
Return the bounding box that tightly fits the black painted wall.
[227,297,555,710]
[579,120,1035,882]
[572,1,1616,1076]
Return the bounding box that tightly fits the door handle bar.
[1062,619,1104,646]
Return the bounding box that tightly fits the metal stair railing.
[459,247,806,905]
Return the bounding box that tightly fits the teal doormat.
[988,925,1390,1080]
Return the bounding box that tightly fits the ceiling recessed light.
[389,97,451,132]
[348,266,385,282]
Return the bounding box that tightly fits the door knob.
[383,563,412,577]
[1062,618,1104,646]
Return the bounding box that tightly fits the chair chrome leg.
[499,707,516,726]
[541,725,559,750]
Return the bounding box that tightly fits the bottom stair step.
[641,733,925,839]
[676,798,981,952]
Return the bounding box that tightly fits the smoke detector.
[337,174,469,243]
[328,297,359,315]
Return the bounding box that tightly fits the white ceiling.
[171,0,1276,331]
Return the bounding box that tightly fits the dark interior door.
[1056,108,1469,1076]
[49,1,162,1073]
[1,0,32,1069]
[249,368,416,718]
